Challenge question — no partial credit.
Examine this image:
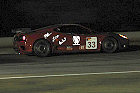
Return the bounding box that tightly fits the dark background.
[1,0,140,37]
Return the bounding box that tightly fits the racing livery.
[13,24,129,57]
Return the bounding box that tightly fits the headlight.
[119,34,128,39]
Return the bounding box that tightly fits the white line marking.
[0,71,140,80]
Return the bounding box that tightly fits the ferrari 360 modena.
[13,24,129,57]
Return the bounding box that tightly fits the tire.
[33,39,51,57]
[102,37,118,53]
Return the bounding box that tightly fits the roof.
[32,24,81,31]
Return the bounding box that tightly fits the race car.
[13,24,129,57]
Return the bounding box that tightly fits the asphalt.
[0,46,140,93]
[0,46,140,76]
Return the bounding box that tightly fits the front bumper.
[119,39,129,50]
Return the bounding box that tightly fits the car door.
[52,26,74,52]
[55,25,87,52]
[72,25,99,52]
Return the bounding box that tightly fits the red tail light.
[22,36,26,41]
[19,35,26,41]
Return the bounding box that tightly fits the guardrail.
[0,37,14,48]
[0,32,140,48]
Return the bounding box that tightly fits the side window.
[54,26,77,34]
[54,25,91,35]
[65,26,78,34]
[61,26,74,34]
[64,25,91,35]
[74,26,91,35]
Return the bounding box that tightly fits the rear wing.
[12,28,32,33]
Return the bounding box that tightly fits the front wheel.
[33,40,51,57]
[102,37,118,53]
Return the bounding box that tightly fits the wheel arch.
[33,38,53,53]
[101,36,120,52]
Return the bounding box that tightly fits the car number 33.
[86,37,97,49]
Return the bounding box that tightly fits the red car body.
[13,24,129,56]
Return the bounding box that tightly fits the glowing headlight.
[119,34,128,39]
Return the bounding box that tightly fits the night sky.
[1,0,140,36]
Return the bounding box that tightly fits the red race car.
[13,24,129,57]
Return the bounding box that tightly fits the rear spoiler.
[12,28,32,33]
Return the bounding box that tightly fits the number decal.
[92,41,96,48]
[87,41,96,48]
[86,37,97,49]
[88,42,91,48]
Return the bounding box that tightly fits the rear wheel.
[33,39,51,57]
[102,37,118,53]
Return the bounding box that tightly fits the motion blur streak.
[1,70,140,80]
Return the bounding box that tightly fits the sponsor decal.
[44,32,52,39]
[86,37,97,49]
[66,46,73,50]
[52,35,59,42]
[86,37,91,41]
[73,36,80,45]
[59,37,67,45]
[79,45,85,50]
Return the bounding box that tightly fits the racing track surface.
[0,46,140,76]
[0,46,140,93]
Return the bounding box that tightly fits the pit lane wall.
[0,32,140,48]
[0,37,14,48]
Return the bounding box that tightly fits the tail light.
[19,35,26,41]
[22,36,26,41]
